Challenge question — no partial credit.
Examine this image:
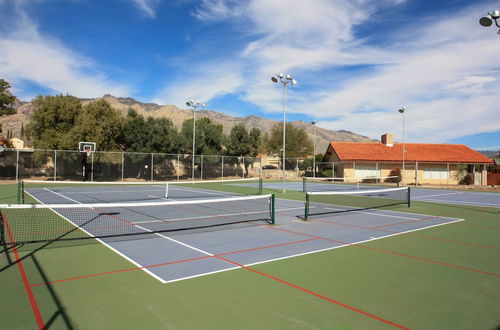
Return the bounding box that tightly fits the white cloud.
[152,62,244,108]
[161,0,500,143]
[132,0,158,18]
[0,1,131,99]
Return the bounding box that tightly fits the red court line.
[30,236,318,287]
[269,226,500,277]
[313,218,500,250]
[369,215,440,229]
[1,212,45,329]
[31,255,212,287]
[216,237,318,256]
[214,255,409,329]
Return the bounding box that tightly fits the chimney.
[381,133,393,147]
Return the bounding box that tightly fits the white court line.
[322,207,434,221]
[28,189,168,283]
[132,209,270,224]
[413,192,464,198]
[414,198,499,207]
[132,206,300,225]
[165,217,465,284]
[33,188,275,283]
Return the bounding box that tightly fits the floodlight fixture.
[278,73,284,78]
[271,76,278,83]
[480,16,493,26]
[480,10,500,32]
[399,107,405,113]
[286,74,291,80]
[291,79,297,86]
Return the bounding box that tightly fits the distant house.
[0,135,9,149]
[323,133,493,186]
[9,137,25,149]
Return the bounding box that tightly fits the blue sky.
[0,0,499,150]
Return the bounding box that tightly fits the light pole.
[186,100,205,181]
[311,120,317,178]
[272,73,297,193]
[398,107,405,185]
[479,10,500,34]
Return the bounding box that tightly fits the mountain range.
[1,94,375,152]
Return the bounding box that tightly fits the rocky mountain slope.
[1,94,375,152]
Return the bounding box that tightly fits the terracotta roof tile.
[329,142,493,163]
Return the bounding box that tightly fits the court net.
[304,187,410,220]
[20,177,263,204]
[302,176,400,192]
[0,194,275,246]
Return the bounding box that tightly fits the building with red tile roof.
[323,133,493,185]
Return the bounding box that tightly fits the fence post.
[121,152,124,181]
[260,157,262,178]
[242,157,245,178]
[296,158,299,178]
[15,150,19,182]
[200,155,203,180]
[177,154,180,181]
[90,152,94,182]
[151,153,154,181]
[54,150,57,181]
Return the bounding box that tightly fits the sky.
[0,0,499,150]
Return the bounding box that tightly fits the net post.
[165,182,169,199]
[407,187,411,207]
[0,212,11,264]
[259,177,263,195]
[21,181,25,204]
[302,177,306,193]
[270,194,275,224]
[304,193,309,220]
[16,181,21,204]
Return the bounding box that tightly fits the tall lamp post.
[311,120,317,178]
[186,100,205,181]
[479,10,500,34]
[271,73,297,193]
[398,107,406,185]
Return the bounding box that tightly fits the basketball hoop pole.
[79,142,96,182]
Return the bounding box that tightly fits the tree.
[266,123,313,157]
[122,109,178,153]
[226,123,252,156]
[122,109,148,152]
[179,117,224,155]
[72,99,124,151]
[26,95,82,150]
[0,79,16,116]
[249,127,261,157]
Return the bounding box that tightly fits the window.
[354,164,380,178]
[423,167,448,179]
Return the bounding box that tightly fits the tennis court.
[1,179,499,329]
[261,179,500,207]
[4,182,460,284]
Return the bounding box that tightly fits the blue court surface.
[262,181,500,208]
[24,184,463,284]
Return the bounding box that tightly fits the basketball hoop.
[78,141,96,155]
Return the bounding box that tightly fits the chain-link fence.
[0,149,262,182]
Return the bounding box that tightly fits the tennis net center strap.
[0,194,275,245]
[304,187,410,220]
